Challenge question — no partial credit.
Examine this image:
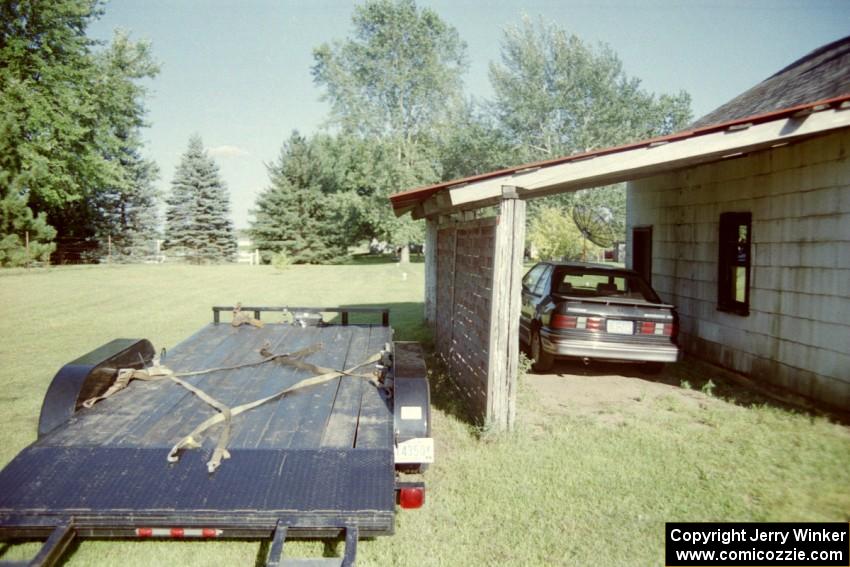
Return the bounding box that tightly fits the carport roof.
[390,95,850,218]
[390,36,850,219]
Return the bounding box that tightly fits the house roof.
[389,37,850,218]
[692,35,850,128]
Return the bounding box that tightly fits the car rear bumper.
[539,329,680,363]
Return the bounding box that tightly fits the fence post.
[25,231,30,269]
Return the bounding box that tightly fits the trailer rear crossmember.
[0,306,431,566]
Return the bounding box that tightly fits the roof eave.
[390,93,850,216]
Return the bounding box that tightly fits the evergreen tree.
[0,0,157,264]
[165,136,237,263]
[250,132,347,264]
[0,3,160,265]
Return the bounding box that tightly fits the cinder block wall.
[435,218,497,420]
[627,128,850,409]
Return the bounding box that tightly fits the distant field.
[1,262,848,566]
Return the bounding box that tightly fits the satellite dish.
[571,205,616,249]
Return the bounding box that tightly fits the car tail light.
[398,487,425,509]
[638,322,676,336]
[551,315,603,331]
[551,314,577,329]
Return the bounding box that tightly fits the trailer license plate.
[395,438,434,464]
[607,320,634,335]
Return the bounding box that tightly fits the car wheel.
[531,328,554,372]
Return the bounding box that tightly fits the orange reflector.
[399,487,425,509]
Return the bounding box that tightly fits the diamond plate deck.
[0,324,397,536]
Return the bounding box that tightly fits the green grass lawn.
[1,263,848,566]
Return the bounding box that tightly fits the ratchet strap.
[82,343,382,473]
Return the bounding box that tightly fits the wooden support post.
[486,185,526,431]
[424,218,438,329]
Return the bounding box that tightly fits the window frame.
[717,212,752,316]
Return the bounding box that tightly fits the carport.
[389,100,850,430]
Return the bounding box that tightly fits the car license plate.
[395,438,435,464]
[607,320,634,335]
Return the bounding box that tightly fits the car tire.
[531,328,554,372]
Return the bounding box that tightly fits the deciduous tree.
[312,0,467,257]
[490,18,692,246]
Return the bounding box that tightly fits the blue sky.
[89,0,850,228]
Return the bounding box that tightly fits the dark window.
[522,264,546,293]
[533,265,552,296]
[632,226,653,285]
[718,212,751,315]
[552,269,660,302]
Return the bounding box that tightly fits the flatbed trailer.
[0,306,431,566]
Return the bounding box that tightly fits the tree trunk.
[399,244,410,264]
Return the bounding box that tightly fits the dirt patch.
[518,355,849,429]
[520,359,720,427]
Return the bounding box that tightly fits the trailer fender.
[391,342,432,471]
[38,339,156,438]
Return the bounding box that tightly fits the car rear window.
[553,269,659,302]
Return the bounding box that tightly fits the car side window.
[533,266,552,296]
[522,265,546,293]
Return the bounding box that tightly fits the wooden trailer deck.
[0,320,397,539]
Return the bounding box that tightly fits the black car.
[520,261,680,372]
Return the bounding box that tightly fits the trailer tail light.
[663,323,675,336]
[136,527,222,538]
[398,487,425,509]
[551,315,603,331]
[551,314,577,329]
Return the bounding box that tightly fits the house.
[389,36,850,427]
[626,37,850,409]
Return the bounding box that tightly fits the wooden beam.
[448,108,850,209]
[424,218,438,329]
[486,185,526,431]
[411,203,426,220]
[412,192,454,220]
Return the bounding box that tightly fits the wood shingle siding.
[627,128,850,409]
